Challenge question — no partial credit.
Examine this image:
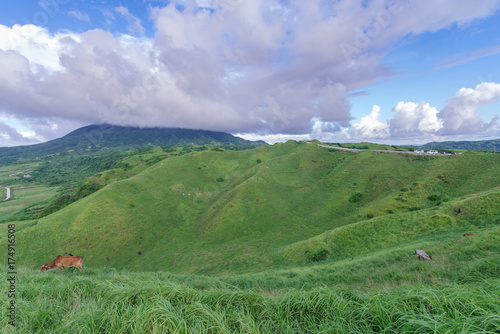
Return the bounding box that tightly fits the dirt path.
[4,187,10,201]
[317,144,363,152]
[317,144,446,156]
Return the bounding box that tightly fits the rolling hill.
[0,124,266,166]
[1,140,500,332]
[4,140,500,275]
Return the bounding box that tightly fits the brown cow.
[39,255,84,272]
[463,233,474,237]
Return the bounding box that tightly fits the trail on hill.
[4,187,10,201]
[317,144,363,152]
[317,144,446,155]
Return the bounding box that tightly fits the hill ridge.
[0,124,267,165]
[418,138,500,151]
[4,141,499,275]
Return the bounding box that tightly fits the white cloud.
[0,120,42,146]
[352,105,389,139]
[0,24,76,73]
[236,132,308,144]
[67,10,91,24]
[115,6,145,35]
[438,82,500,135]
[390,101,443,138]
[2,1,500,146]
[312,83,499,144]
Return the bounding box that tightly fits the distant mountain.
[0,124,267,165]
[418,138,500,151]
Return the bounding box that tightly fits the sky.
[0,0,499,147]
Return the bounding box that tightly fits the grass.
[281,187,500,262]
[1,141,500,275]
[1,140,499,332]
[2,241,499,333]
[0,162,59,223]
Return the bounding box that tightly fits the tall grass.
[2,265,499,333]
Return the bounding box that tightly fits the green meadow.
[0,163,59,223]
[1,140,499,332]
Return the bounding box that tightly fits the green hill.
[4,141,500,275]
[418,138,500,151]
[0,124,266,166]
[1,140,500,332]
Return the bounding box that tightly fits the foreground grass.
[2,265,499,333]
[3,223,499,333]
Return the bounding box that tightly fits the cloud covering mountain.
[0,0,499,146]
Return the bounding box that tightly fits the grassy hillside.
[1,221,499,332]
[1,140,500,333]
[2,141,500,275]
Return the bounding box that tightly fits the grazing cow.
[414,249,432,260]
[463,233,474,237]
[39,255,84,272]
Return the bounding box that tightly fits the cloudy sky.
[0,0,499,146]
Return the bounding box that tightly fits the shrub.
[307,249,329,262]
[38,195,74,217]
[427,194,441,201]
[74,181,104,199]
[161,146,177,153]
[349,192,363,203]
[366,213,374,219]
[211,147,224,152]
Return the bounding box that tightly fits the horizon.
[1,1,500,147]
[1,123,499,149]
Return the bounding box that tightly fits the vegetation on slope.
[418,138,500,152]
[3,141,500,275]
[1,220,499,333]
[1,140,500,333]
[0,145,258,222]
[282,188,500,262]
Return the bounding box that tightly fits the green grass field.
[1,141,499,332]
[0,162,59,223]
[0,184,59,221]
[2,222,498,332]
[4,141,499,274]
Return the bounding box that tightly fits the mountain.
[0,124,267,165]
[9,140,500,275]
[417,138,500,151]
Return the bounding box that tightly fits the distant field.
[0,162,38,184]
[0,184,59,223]
[0,162,59,222]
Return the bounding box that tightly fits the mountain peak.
[0,124,267,165]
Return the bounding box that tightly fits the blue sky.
[0,0,499,146]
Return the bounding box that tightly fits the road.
[317,144,448,156]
